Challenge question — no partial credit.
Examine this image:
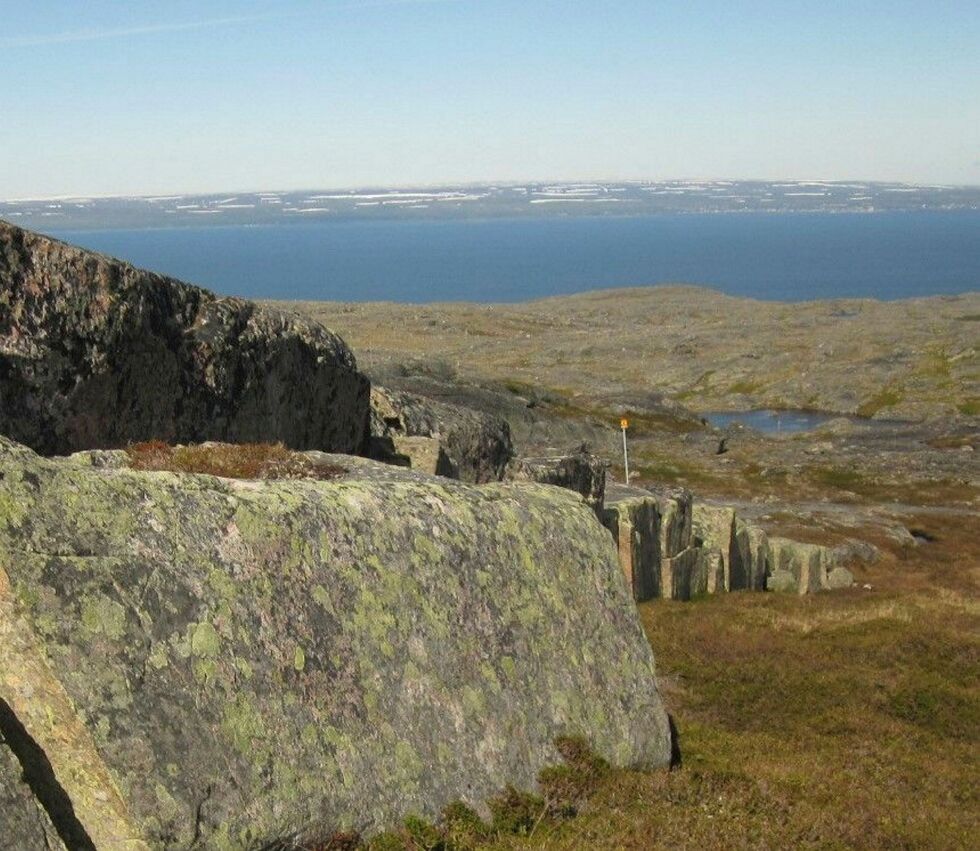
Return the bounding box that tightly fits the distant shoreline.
[4,179,979,231]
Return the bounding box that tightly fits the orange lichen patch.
[125,441,346,481]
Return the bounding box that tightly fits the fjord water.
[50,211,979,303]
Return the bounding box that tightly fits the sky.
[1,0,978,198]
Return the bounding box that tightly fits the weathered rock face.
[767,537,840,594]
[508,450,606,518]
[734,519,769,592]
[647,485,694,559]
[692,505,737,592]
[0,731,69,851]
[0,222,370,455]
[0,438,670,848]
[603,497,661,602]
[369,386,512,483]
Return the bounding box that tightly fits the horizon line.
[3,176,979,205]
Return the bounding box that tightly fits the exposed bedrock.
[766,537,854,595]
[506,449,606,518]
[369,386,513,483]
[0,438,670,848]
[0,221,370,455]
[601,479,849,599]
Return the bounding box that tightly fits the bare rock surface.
[0,221,370,455]
[507,449,606,517]
[0,437,670,848]
[369,386,512,482]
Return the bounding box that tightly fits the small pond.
[704,409,850,434]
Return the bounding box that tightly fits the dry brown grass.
[125,440,346,481]
[478,512,980,850]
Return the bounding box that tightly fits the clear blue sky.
[1,0,978,197]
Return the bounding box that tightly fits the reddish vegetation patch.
[125,440,346,481]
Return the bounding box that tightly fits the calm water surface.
[49,211,980,303]
[704,410,842,433]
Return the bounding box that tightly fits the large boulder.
[0,438,670,848]
[369,386,512,483]
[0,221,370,455]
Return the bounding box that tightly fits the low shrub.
[125,441,346,481]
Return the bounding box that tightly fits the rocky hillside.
[0,221,370,455]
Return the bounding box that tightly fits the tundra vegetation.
[282,288,978,850]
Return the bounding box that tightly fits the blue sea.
[49,211,979,303]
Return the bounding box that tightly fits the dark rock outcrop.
[369,386,512,482]
[507,449,606,517]
[0,437,670,847]
[0,221,370,455]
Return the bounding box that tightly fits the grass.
[957,399,980,416]
[125,441,346,481]
[856,386,904,418]
[727,379,764,395]
[476,511,980,850]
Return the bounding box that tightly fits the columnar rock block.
[734,520,770,591]
[692,504,737,591]
[767,537,839,594]
[646,485,694,558]
[660,547,701,601]
[603,497,661,602]
[0,439,671,847]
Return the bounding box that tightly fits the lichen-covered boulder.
[0,439,670,848]
[369,386,513,483]
[0,221,370,455]
[826,565,856,590]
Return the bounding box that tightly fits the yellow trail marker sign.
[620,418,629,430]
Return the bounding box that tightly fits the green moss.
[403,814,443,850]
[488,784,546,836]
[957,398,980,416]
[857,386,904,417]
[729,379,763,395]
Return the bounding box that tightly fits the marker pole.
[620,418,630,485]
